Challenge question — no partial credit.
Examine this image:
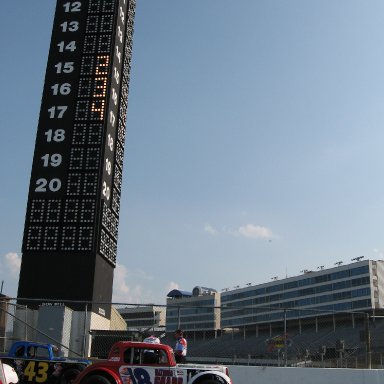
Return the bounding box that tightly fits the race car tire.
[61,368,81,384]
[81,374,113,384]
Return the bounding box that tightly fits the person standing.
[174,329,187,363]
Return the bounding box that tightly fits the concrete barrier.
[228,365,384,384]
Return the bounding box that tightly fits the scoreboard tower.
[17,0,136,318]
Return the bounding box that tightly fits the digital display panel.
[18,0,136,313]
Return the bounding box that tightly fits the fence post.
[284,309,287,367]
[177,306,181,329]
[365,313,371,369]
[82,304,88,358]
[24,305,27,340]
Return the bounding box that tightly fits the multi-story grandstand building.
[167,260,383,334]
[164,260,384,362]
[221,259,381,330]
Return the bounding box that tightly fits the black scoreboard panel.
[17,0,135,317]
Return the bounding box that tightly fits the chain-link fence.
[1,298,384,369]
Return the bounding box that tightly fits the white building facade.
[221,259,380,328]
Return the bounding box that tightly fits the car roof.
[13,341,52,347]
[111,341,172,350]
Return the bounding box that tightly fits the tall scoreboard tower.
[17,0,136,318]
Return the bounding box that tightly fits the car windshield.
[123,347,169,365]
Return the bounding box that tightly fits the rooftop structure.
[166,286,220,332]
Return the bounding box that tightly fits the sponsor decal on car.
[118,367,183,384]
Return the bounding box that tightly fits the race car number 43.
[23,361,49,382]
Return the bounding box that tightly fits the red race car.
[74,341,231,384]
